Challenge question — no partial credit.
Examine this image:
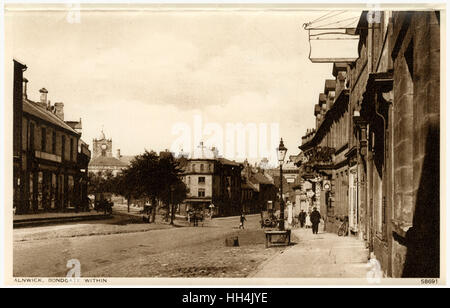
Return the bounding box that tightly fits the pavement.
[251,226,370,278]
[13,211,112,228]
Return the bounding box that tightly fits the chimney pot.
[22,78,28,99]
[39,88,48,108]
[54,102,64,121]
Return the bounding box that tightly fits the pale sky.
[5,5,361,165]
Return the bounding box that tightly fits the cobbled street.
[14,212,286,277]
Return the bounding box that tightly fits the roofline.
[23,109,80,137]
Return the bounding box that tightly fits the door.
[349,166,358,233]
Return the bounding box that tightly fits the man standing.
[299,210,306,228]
[310,207,321,234]
[239,213,247,229]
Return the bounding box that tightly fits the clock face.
[101,144,107,150]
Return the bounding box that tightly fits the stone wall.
[390,11,440,277]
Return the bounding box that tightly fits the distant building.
[13,60,91,214]
[180,143,243,217]
[89,130,133,176]
[265,155,300,184]
[241,160,277,214]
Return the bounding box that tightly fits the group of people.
[298,207,321,234]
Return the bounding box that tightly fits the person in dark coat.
[239,213,247,229]
[299,210,306,228]
[310,207,321,234]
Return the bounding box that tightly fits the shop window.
[51,173,57,209]
[29,173,34,208]
[68,176,74,208]
[37,171,43,210]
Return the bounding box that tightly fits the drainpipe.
[353,111,370,253]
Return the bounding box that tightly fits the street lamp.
[170,185,175,225]
[277,138,287,231]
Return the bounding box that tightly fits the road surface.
[14,213,280,277]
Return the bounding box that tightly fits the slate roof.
[218,158,242,167]
[89,156,128,167]
[118,155,135,165]
[23,99,78,135]
[250,172,273,185]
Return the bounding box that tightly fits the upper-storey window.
[29,122,35,151]
[61,135,66,161]
[41,127,46,152]
[70,138,74,161]
[52,130,56,154]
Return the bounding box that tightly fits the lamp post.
[277,138,287,231]
[170,185,175,225]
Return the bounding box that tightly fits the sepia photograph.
[1,1,445,288]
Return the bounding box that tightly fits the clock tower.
[92,129,113,158]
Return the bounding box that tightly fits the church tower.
[92,129,112,158]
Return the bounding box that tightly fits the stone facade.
[241,160,277,214]
[299,64,351,234]
[298,11,440,278]
[89,131,130,176]
[13,60,91,214]
[181,158,243,217]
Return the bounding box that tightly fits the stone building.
[13,60,91,214]
[297,11,440,278]
[181,158,243,217]
[180,145,243,217]
[241,160,277,214]
[298,69,351,234]
[88,130,133,176]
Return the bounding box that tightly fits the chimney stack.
[23,78,28,99]
[54,102,64,120]
[116,149,121,159]
[39,88,48,108]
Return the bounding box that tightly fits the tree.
[115,150,187,223]
[169,179,188,225]
[154,152,186,224]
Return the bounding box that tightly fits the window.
[198,188,205,197]
[191,164,195,172]
[70,138,74,161]
[200,164,204,171]
[61,135,66,161]
[29,122,35,150]
[405,40,414,78]
[198,177,205,184]
[41,127,46,152]
[52,131,56,154]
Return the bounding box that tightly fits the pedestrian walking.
[239,213,247,229]
[310,207,321,234]
[305,212,312,229]
[299,210,306,228]
[193,210,199,227]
